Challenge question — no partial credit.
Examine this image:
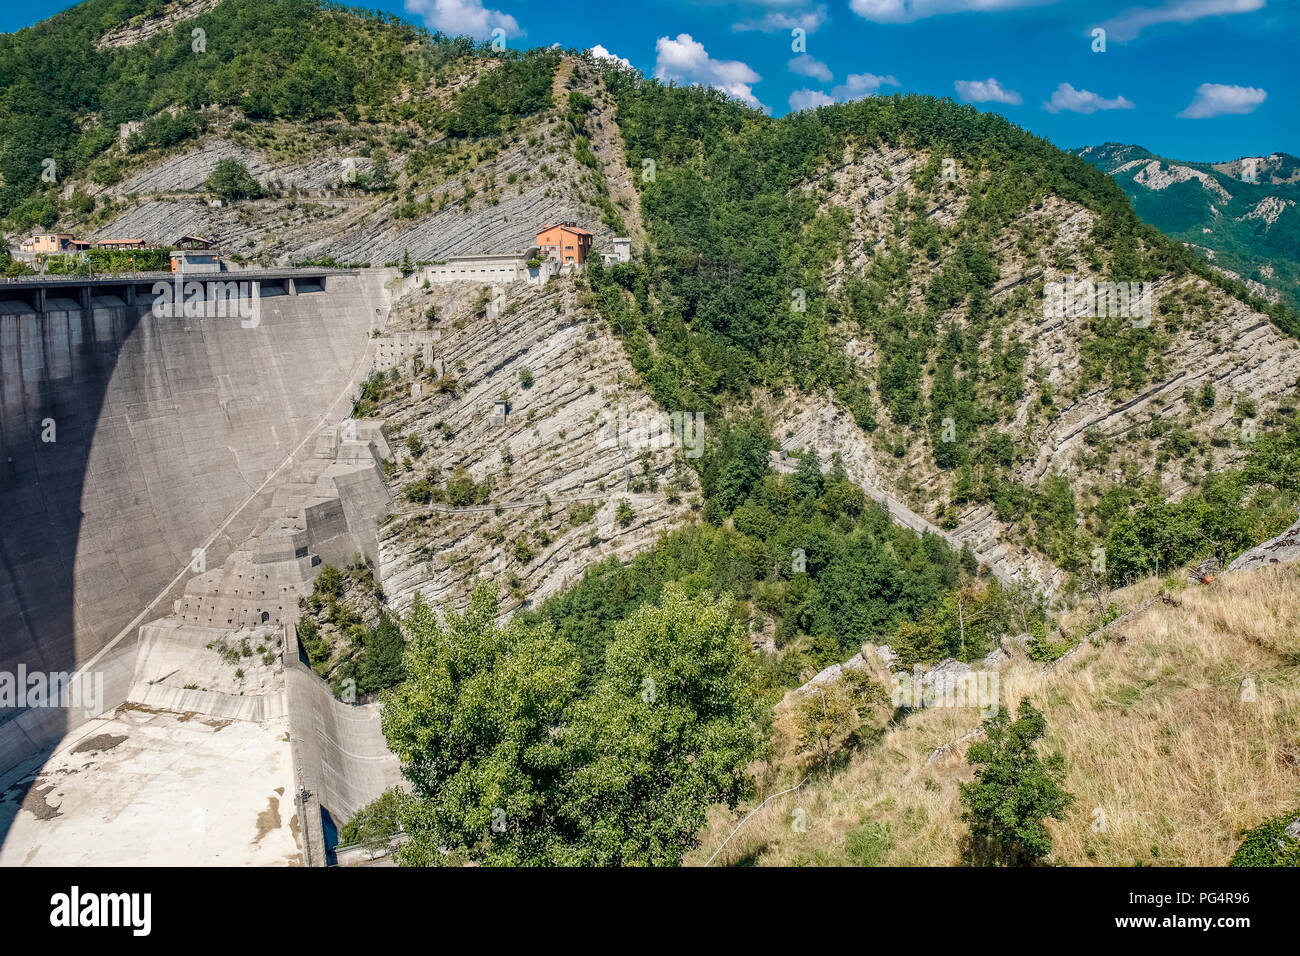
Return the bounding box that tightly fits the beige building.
[19,234,88,254]
[170,250,223,273]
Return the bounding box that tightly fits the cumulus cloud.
[954,77,1022,105]
[1043,82,1135,114]
[1096,0,1264,43]
[590,44,633,70]
[654,33,766,111]
[404,0,518,41]
[789,89,837,111]
[831,72,900,102]
[1177,82,1267,118]
[788,54,833,83]
[735,4,829,33]
[849,0,1052,23]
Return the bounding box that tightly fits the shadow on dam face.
[0,273,382,848]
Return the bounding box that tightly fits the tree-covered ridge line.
[585,67,1300,587]
[597,72,1298,408]
[0,0,561,226]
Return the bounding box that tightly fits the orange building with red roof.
[536,222,593,265]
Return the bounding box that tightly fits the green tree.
[357,613,404,694]
[560,584,762,865]
[889,608,947,669]
[960,700,1073,866]
[791,448,825,503]
[383,586,582,866]
[339,787,404,849]
[615,499,634,527]
[382,584,761,866]
[204,158,262,201]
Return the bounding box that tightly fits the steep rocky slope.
[807,145,1300,591]
[373,271,694,619]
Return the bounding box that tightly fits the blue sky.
[5,0,1296,161]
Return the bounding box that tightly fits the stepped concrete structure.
[0,268,408,859]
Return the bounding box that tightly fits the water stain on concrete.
[70,733,127,755]
[252,795,282,845]
[21,782,63,821]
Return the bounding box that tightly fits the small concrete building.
[170,250,223,273]
[601,237,632,265]
[421,247,555,286]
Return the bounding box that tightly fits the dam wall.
[0,270,391,781]
[283,645,403,865]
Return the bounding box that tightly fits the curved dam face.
[0,272,385,782]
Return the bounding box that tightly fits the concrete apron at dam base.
[0,269,404,865]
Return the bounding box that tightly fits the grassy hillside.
[693,563,1300,866]
[1076,143,1300,311]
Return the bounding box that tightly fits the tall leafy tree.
[383,587,582,866]
[561,584,762,865]
[960,700,1073,866]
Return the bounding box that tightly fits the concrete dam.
[0,269,405,861]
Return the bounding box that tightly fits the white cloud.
[1043,82,1135,114]
[653,33,767,111]
[1177,82,1267,118]
[788,54,833,82]
[404,0,518,41]
[590,44,633,70]
[735,4,829,34]
[1096,0,1265,43]
[789,89,837,111]
[849,0,1053,23]
[954,77,1022,105]
[831,72,900,101]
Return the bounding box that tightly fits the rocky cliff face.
[94,0,222,50]
[373,271,694,619]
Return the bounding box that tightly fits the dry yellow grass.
[689,564,1300,866]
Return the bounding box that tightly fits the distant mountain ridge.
[1074,142,1300,309]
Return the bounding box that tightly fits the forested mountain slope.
[0,0,632,266]
[590,72,1300,602]
[1075,143,1300,310]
